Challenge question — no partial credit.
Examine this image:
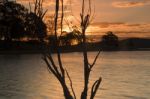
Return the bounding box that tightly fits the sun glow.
[15,0,150,38]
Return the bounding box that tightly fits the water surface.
[0,51,150,99]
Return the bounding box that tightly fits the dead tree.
[80,0,102,99]
[43,0,102,99]
[43,0,74,99]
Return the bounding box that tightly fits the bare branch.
[87,0,92,16]
[46,54,61,77]
[89,50,101,70]
[55,0,65,78]
[60,0,64,34]
[43,54,73,99]
[90,77,102,99]
[44,0,102,99]
[89,2,96,24]
[53,0,64,77]
[41,9,48,19]
[65,69,76,99]
[43,56,59,78]
[82,0,85,19]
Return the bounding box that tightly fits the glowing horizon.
[16,0,150,38]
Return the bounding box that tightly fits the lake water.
[0,51,150,99]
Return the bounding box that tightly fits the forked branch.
[90,77,102,99]
[44,0,74,99]
[80,0,101,99]
[89,50,101,70]
[66,69,76,99]
[43,0,102,99]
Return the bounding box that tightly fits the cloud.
[15,0,150,38]
[89,22,150,37]
[16,0,55,8]
[92,22,125,28]
[16,0,71,17]
[112,0,150,8]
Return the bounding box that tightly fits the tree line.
[0,1,46,41]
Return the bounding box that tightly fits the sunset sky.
[16,0,150,38]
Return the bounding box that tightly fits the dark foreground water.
[0,51,150,99]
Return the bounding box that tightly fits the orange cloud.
[88,22,150,37]
[15,0,150,38]
[112,0,150,8]
[16,0,55,8]
[92,22,125,28]
[17,0,72,15]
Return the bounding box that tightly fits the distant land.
[0,37,150,54]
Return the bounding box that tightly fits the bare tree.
[43,0,74,99]
[43,0,102,99]
[80,0,102,99]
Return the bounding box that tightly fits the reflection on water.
[0,51,150,99]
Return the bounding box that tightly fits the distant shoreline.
[0,48,150,55]
[0,37,150,54]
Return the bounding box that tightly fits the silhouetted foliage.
[101,31,119,49]
[0,1,47,41]
[25,12,47,41]
[0,1,28,40]
[59,29,82,46]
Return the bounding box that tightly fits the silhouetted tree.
[0,0,47,42]
[43,0,74,99]
[102,31,119,49]
[10,17,25,40]
[22,0,47,41]
[43,0,102,99]
[59,29,82,46]
[25,12,47,41]
[0,1,28,41]
[80,1,102,99]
